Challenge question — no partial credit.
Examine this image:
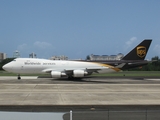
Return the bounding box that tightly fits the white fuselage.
[3,58,120,78]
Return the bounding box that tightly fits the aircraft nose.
[2,64,11,71]
[2,64,7,71]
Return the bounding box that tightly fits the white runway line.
[145,79,160,81]
[0,76,38,80]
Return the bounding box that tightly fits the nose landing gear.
[17,74,21,80]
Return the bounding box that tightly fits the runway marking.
[146,79,160,81]
[0,76,38,80]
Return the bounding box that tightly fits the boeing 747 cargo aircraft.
[3,39,152,79]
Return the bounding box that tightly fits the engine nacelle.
[73,70,88,77]
[51,71,66,78]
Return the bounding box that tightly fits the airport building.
[13,50,20,58]
[88,53,124,60]
[50,55,68,60]
[29,53,37,58]
[0,52,7,62]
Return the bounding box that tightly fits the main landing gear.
[17,74,21,80]
[68,76,74,80]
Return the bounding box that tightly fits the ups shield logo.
[137,46,146,58]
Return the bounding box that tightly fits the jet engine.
[73,70,88,77]
[51,71,67,78]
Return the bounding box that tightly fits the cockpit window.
[13,59,16,62]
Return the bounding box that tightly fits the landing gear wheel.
[68,76,74,80]
[17,74,21,80]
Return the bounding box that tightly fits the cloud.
[124,37,137,50]
[34,41,53,49]
[125,37,137,47]
[153,44,160,55]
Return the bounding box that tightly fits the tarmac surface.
[0,76,160,112]
[1,76,160,119]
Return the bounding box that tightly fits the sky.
[1,0,160,60]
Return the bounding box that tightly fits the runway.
[1,76,160,119]
[0,76,160,106]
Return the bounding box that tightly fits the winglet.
[122,39,152,60]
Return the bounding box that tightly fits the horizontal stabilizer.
[116,63,126,68]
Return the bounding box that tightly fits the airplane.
[3,39,152,80]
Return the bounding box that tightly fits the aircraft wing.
[42,67,101,74]
[42,67,103,78]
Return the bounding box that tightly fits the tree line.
[0,56,160,71]
[130,56,160,71]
